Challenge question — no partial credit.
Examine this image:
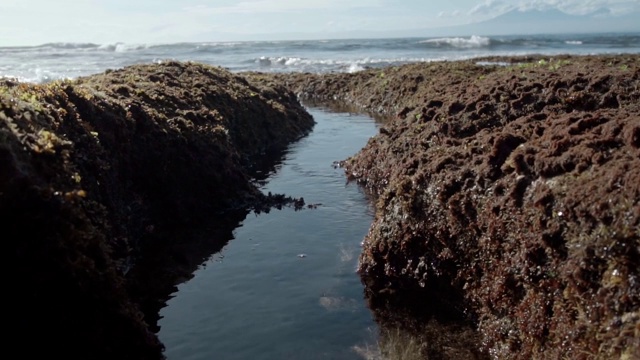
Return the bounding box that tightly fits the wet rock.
[1,61,314,359]
[260,55,640,359]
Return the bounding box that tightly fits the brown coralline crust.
[258,55,640,359]
[1,62,313,359]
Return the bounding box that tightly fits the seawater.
[158,106,381,360]
[1,33,639,83]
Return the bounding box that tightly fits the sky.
[1,0,639,46]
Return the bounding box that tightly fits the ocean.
[1,33,639,83]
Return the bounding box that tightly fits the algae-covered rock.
[1,62,313,359]
[264,55,640,359]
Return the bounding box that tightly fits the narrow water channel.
[158,106,381,360]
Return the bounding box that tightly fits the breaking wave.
[251,56,445,73]
[97,43,153,52]
[420,35,492,48]
[0,67,71,84]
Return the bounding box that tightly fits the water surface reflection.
[158,107,381,359]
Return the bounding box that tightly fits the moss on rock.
[2,61,314,359]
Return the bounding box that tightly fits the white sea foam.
[347,63,365,73]
[420,35,491,48]
[565,40,583,45]
[197,42,244,48]
[98,43,151,52]
[476,61,511,67]
[252,55,454,73]
[1,68,70,84]
[40,42,98,50]
[255,56,312,67]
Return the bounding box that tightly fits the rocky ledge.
[2,62,314,359]
[258,55,640,359]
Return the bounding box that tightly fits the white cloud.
[469,0,640,17]
[438,9,463,18]
[1,0,637,46]
[168,0,399,40]
[184,0,385,14]
[469,0,512,15]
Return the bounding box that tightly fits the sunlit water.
[158,106,381,360]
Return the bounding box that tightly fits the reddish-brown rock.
[259,55,640,359]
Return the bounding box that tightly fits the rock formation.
[2,61,314,359]
[260,55,640,359]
